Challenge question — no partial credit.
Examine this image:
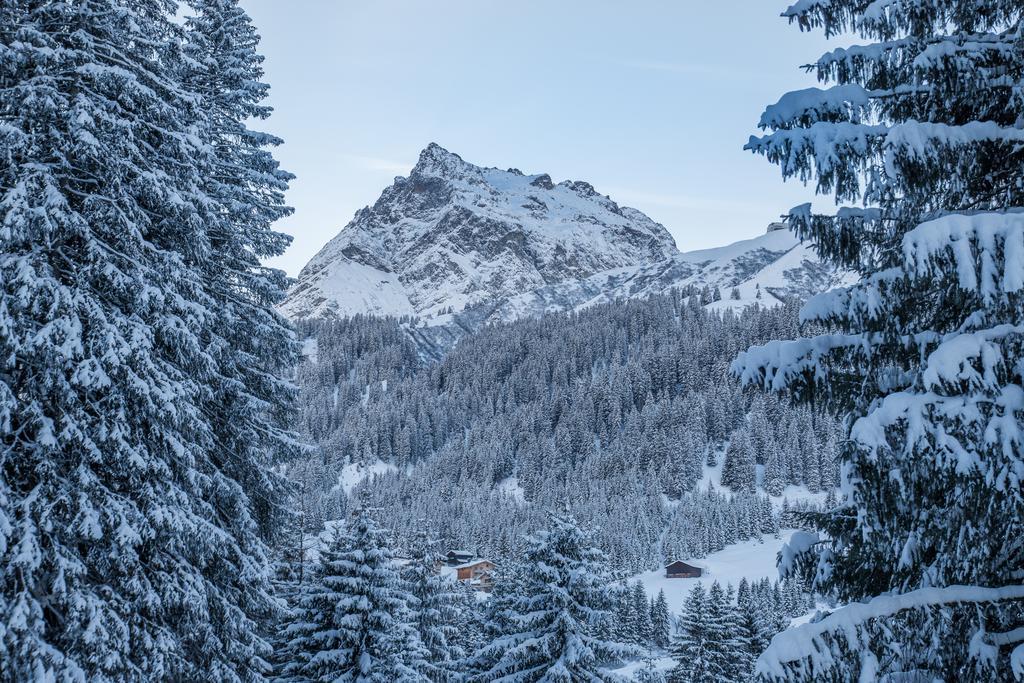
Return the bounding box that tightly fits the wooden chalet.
[454,558,496,591]
[445,549,475,566]
[664,560,702,579]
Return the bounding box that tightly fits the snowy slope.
[633,533,791,615]
[336,459,399,495]
[281,144,849,325]
[489,226,850,322]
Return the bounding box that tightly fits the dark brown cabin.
[664,560,702,578]
[445,549,474,567]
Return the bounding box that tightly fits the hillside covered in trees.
[288,289,840,573]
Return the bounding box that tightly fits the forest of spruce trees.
[3,0,1023,680]
[285,292,841,574]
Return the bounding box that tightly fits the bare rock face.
[281,143,678,320]
[281,144,851,326]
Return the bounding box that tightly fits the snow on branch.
[782,0,828,18]
[886,120,1024,158]
[816,38,913,70]
[799,268,902,325]
[759,84,873,129]
[731,333,868,393]
[922,324,1024,392]
[912,34,1016,70]
[745,121,887,177]
[903,210,1024,299]
[849,384,1024,482]
[813,32,1014,74]
[756,583,1024,680]
[749,120,1024,181]
[778,531,821,578]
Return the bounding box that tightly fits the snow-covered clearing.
[300,336,318,363]
[611,655,675,679]
[631,532,791,615]
[336,459,399,495]
[495,476,526,503]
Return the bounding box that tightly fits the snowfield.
[632,532,790,615]
[336,459,399,495]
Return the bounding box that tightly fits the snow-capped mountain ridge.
[281,144,851,324]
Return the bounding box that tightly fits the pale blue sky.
[242,0,835,275]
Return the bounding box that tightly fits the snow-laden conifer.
[280,506,428,682]
[669,583,720,683]
[630,581,654,646]
[721,431,756,492]
[669,581,741,683]
[181,0,301,540]
[403,529,465,681]
[735,1,1024,679]
[721,584,754,681]
[651,589,672,649]
[471,511,630,682]
[0,0,295,679]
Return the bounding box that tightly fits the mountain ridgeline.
[280,144,853,344]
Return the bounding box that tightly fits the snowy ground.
[632,532,791,615]
[300,336,318,363]
[336,459,399,495]
[495,476,526,503]
[614,530,804,680]
[642,457,824,615]
[611,655,675,680]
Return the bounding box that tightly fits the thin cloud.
[343,154,413,174]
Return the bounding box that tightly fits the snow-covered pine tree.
[631,581,654,646]
[736,595,769,668]
[280,507,428,682]
[704,581,742,683]
[481,560,528,641]
[669,582,721,683]
[0,1,294,679]
[736,578,773,664]
[612,582,636,645]
[721,430,756,491]
[761,440,784,498]
[651,589,672,649]
[403,528,464,681]
[721,584,754,682]
[181,0,300,540]
[451,582,488,673]
[735,2,1024,680]
[461,560,527,677]
[471,511,629,682]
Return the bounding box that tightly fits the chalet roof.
[664,560,701,570]
[453,558,495,570]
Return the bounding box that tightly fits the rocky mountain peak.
[280,145,851,327]
[411,142,471,179]
[283,145,683,321]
